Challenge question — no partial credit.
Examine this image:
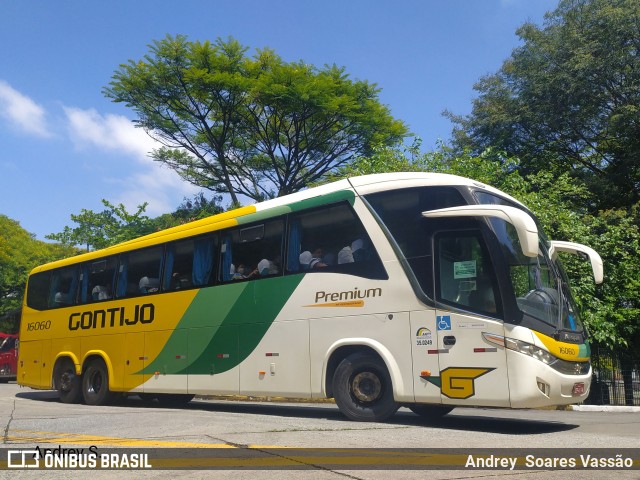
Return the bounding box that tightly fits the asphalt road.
[0,382,638,479]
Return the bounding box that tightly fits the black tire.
[82,358,116,406]
[55,359,82,404]
[156,393,195,407]
[408,404,454,418]
[332,352,399,422]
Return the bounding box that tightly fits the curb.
[194,396,640,412]
[570,405,640,413]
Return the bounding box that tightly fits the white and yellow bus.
[19,173,603,421]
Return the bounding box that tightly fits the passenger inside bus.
[91,284,111,301]
[309,248,328,269]
[139,276,160,294]
[54,278,73,307]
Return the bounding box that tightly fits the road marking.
[8,429,234,448]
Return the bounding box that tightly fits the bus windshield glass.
[475,191,584,333]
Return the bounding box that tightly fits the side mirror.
[549,241,604,284]
[422,205,539,257]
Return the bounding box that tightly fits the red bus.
[0,333,18,382]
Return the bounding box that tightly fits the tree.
[104,35,407,203]
[151,192,225,231]
[0,215,77,322]
[447,0,640,209]
[46,200,153,251]
[47,193,226,250]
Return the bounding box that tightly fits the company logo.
[421,367,495,399]
[7,450,39,468]
[68,303,155,331]
[6,447,152,469]
[416,327,433,346]
[305,287,382,308]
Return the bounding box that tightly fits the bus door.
[433,230,510,407]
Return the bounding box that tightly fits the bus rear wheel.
[56,359,82,404]
[332,352,398,422]
[82,358,115,406]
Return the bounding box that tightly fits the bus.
[18,173,603,421]
[0,308,20,383]
[0,333,18,382]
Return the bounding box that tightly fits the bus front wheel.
[56,359,82,404]
[82,358,115,406]
[332,352,399,422]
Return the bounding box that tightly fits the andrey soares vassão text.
[465,453,635,470]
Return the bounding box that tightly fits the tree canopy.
[104,35,407,203]
[45,200,153,251]
[46,193,226,252]
[447,0,640,209]
[0,215,77,322]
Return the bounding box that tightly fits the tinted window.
[79,257,117,303]
[435,232,502,318]
[286,203,387,279]
[220,219,284,282]
[164,235,218,290]
[26,271,51,311]
[116,247,164,297]
[49,266,80,308]
[365,186,466,294]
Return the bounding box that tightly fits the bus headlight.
[482,333,590,375]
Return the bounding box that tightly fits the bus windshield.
[474,191,583,334]
[364,185,584,333]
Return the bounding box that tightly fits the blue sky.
[0,0,557,241]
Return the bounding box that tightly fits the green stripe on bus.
[236,206,292,225]
[235,190,355,225]
[288,189,355,211]
[139,275,304,375]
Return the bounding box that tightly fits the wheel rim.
[60,371,75,392]
[86,369,103,396]
[351,371,382,403]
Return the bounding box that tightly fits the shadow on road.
[15,390,578,435]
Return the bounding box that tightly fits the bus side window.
[26,271,51,311]
[116,246,164,298]
[219,219,283,283]
[78,257,117,303]
[164,235,217,291]
[48,267,80,308]
[435,232,501,318]
[286,203,386,279]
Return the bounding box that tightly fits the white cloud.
[0,80,52,137]
[63,106,198,216]
[63,106,156,159]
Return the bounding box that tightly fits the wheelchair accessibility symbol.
[437,315,451,331]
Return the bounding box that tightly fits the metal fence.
[586,344,640,406]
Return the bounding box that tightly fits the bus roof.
[30,172,523,273]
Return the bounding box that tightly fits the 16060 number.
[26,320,51,331]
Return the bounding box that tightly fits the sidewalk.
[571,404,640,413]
